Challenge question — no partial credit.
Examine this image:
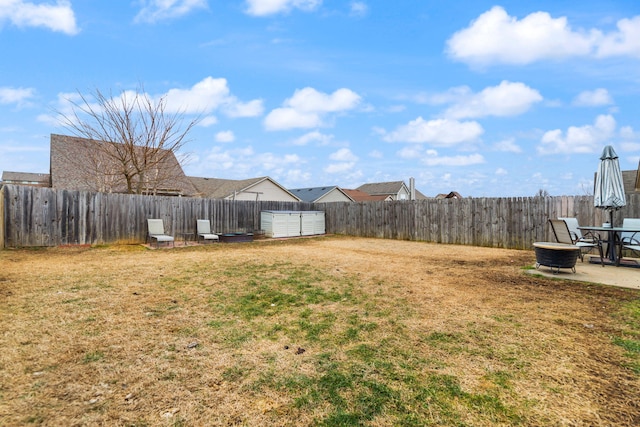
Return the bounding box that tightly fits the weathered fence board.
[2,184,639,250]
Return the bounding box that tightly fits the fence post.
[0,185,5,249]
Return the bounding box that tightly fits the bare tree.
[57,86,198,195]
[535,188,550,198]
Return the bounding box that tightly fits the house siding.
[317,189,352,203]
[229,180,299,202]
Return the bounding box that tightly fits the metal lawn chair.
[618,218,640,265]
[549,219,604,265]
[197,219,220,243]
[146,219,175,248]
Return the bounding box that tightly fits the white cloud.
[382,117,484,146]
[163,77,231,114]
[620,126,640,140]
[597,16,640,58]
[0,0,78,34]
[368,149,383,158]
[386,105,406,113]
[415,86,471,105]
[160,77,262,117]
[397,146,422,159]
[329,148,358,162]
[493,138,522,153]
[259,152,302,171]
[447,7,640,66]
[0,86,36,106]
[245,0,321,16]
[199,116,218,127]
[323,148,358,174]
[264,87,361,131]
[223,99,264,118]
[292,131,334,146]
[573,88,613,107]
[443,81,542,119]
[264,108,322,131]
[287,87,361,113]
[324,162,355,174]
[620,126,636,139]
[422,152,485,167]
[495,168,508,176]
[134,0,207,24]
[621,142,640,152]
[284,169,312,183]
[349,1,368,17]
[538,114,616,154]
[447,6,595,65]
[620,126,640,152]
[215,130,235,143]
[195,145,301,178]
[48,78,259,129]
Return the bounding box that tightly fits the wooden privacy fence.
[322,195,639,247]
[2,184,640,249]
[0,185,314,247]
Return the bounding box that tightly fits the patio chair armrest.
[621,231,640,245]
[579,230,601,244]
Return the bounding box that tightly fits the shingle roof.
[288,186,342,202]
[50,134,198,195]
[356,181,406,196]
[622,170,639,193]
[341,189,391,202]
[354,180,428,200]
[1,171,50,186]
[188,176,265,199]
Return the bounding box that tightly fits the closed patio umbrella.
[594,145,626,226]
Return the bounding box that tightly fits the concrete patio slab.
[527,255,640,290]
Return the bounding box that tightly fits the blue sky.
[1,0,640,197]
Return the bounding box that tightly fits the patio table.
[578,225,640,267]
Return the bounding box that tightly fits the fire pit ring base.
[220,233,254,243]
[533,242,580,274]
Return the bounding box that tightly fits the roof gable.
[189,176,301,201]
[288,186,353,202]
[50,134,197,196]
[1,171,50,186]
[356,181,407,196]
[342,189,392,202]
[622,170,639,193]
[289,186,335,202]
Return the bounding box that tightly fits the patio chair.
[549,219,604,265]
[618,218,640,264]
[197,219,220,244]
[559,217,599,245]
[146,219,175,248]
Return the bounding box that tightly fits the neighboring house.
[621,170,640,194]
[50,134,198,196]
[1,171,50,187]
[288,186,354,203]
[435,191,463,199]
[356,180,427,201]
[189,176,301,202]
[341,188,392,202]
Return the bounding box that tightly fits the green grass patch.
[82,350,104,363]
[613,299,640,374]
[208,256,525,425]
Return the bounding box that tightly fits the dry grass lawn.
[1,236,639,426]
